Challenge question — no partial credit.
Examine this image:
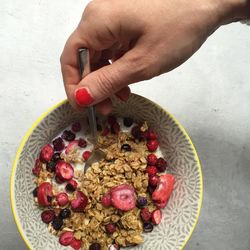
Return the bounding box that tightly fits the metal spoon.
[78,48,106,173]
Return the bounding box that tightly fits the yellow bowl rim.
[10,96,203,250]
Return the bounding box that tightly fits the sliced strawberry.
[55,161,74,181]
[110,184,136,211]
[151,209,162,225]
[101,192,112,207]
[59,231,74,246]
[65,140,79,154]
[70,238,82,250]
[56,192,69,206]
[71,191,88,212]
[152,174,175,209]
[40,144,54,163]
[140,208,152,222]
[37,182,53,206]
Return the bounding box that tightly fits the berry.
[56,192,69,206]
[147,185,156,194]
[101,126,110,136]
[156,157,168,172]
[143,222,154,232]
[82,151,91,161]
[151,209,162,225]
[131,126,143,140]
[110,184,136,211]
[61,130,76,141]
[40,144,54,163]
[101,192,112,207]
[108,116,116,126]
[32,159,42,176]
[78,138,87,148]
[147,129,158,140]
[52,216,63,230]
[105,223,117,234]
[41,210,55,224]
[149,175,159,187]
[146,140,159,152]
[52,137,65,152]
[37,182,53,206]
[111,122,120,134]
[32,187,38,197]
[55,175,64,184]
[55,161,74,181]
[136,196,147,208]
[59,208,71,219]
[147,154,158,166]
[123,117,133,127]
[52,152,61,162]
[66,179,78,192]
[71,238,82,250]
[89,243,101,250]
[152,174,175,209]
[71,122,81,132]
[65,140,79,154]
[121,144,131,152]
[59,231,74,246]
[46,161,56,172]
[140,208,152,222]
[146,166,158,176]
[71,191,88,212]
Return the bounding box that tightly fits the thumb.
[74,48,152,106]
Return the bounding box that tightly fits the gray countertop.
[1,1,250,250]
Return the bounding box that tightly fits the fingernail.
[75,87,94,106]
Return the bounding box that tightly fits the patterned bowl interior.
[11,94,202,250]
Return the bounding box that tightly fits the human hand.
[61,0,249,114]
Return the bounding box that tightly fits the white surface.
[0,0,250,249]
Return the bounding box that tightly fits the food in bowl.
[32,116,175,250]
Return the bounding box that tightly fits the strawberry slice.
[59,231,74,246]
[56,192,69,206]
[110,184,136,211]
[65,140,79,154]
[55,161,74,181]
[37,182,53,206]
[151,209,162,225]
[71,191,88,212]
[152,174,175,209]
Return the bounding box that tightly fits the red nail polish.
[75,87,94,106]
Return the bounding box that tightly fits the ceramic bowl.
[11,94,202,250]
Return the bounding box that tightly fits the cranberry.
[41,210,55,224]
[32,159,42,176]
[147,154,158,166]
[140,208,152,222]
[71,122,81,132]
[121,144,131,152]
[136,196,147,208]
[101,193,112,207]
[146,140,159,152]
[78,138,87,148]
[66,179,78,192]
[40,144,54,163]
[123,117,133,127]
[61,130,76,141]
[71,238,82,250]
[56,192,69,206]
[149,175,159,187]
[146,166,158,176]
[156,157,168,172]
[105,223,117,234]
[52,137,65,152]
[101,126,110,136]
[147,129,158,140]
[59,231,74,246]
[82,151,91,161]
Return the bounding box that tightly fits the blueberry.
[136,196,147,208]
[61,130,75,141]
[46,161,56,172]
[59,208,71,219]
[123,117,133,127]
[121,144,132,152]
[32,187,38,197]
[89,243,101,250]
[52,152,61,162]
[52,137,65,151]
[52,217,63,230]
[143,222,154,232]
